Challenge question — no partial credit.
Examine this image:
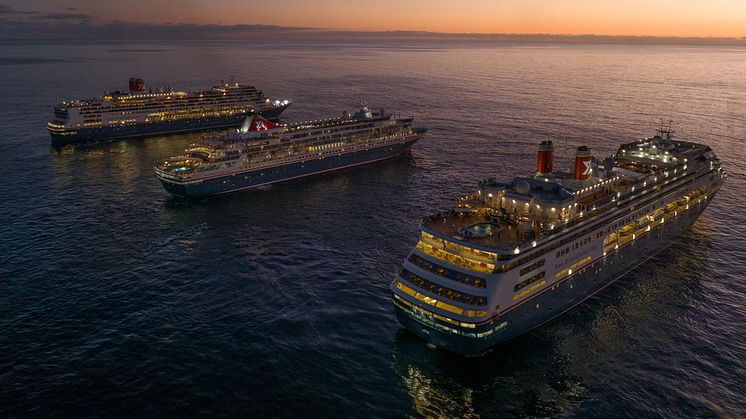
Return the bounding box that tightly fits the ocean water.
[1,40,745,417]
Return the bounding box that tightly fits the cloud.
[0,19,317,40]
[0,4,94,23]
[0,4,35,14]
[30,12,95,21]
[96,21,315,37]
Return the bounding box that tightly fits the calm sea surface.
[1,41,745,417]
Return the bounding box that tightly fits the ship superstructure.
[391,126,726,355]
[48,78,291,145]
[154,106,425,197]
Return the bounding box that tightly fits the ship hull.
[394,197,714,356]
[158,139,417,198]
[49,104,290,146]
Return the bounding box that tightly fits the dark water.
[1,41,745,417]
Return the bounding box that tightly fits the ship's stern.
[391,293,499,356]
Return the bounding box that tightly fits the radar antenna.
[657,119,675,141]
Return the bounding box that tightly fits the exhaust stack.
[536,140,554,175]
[128,78,145,93]
[574,146,593,180]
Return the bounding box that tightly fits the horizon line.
[1,20,745,44]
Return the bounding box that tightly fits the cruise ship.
[48,78,291,145]
[390,127,726,356]
[154,105,425,197]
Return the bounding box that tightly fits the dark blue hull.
[394,199,712,356]
[159,140,417,198]
[49,104,289,146]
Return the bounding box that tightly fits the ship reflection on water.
[391,224,715,417]
[391,329,588,417]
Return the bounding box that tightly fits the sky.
[2,0,746,38]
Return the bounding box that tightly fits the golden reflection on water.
[400,364,477,418]
[48,132,209,195]
[560,221,716,365]
[391,329,588,417]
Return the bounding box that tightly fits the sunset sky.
[3,0,746,37]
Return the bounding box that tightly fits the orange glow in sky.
[8,0,746,37]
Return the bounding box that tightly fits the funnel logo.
[574,153,593,180]
[583,159,592,176]
[248,117,281,132]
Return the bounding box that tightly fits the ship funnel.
[239,116,252,134]
[128,78,145,93]
[241,114,282,132]
[574,146,593,180]
[536,140,554,175]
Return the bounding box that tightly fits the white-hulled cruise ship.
[48,78,291,145]
[154,105,426,197]
[391,126,726,356]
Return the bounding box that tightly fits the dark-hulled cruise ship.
[391,126,726,356]
[154,105,425,197]
[48,78,291,145]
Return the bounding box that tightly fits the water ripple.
[0,41,744,417]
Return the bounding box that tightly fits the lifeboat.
[635,216,651,229]
[649,208,664,220]
[665,202,677,213]
[619,224,635,236]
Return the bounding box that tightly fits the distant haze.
[1,0,745,41]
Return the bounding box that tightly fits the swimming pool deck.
[423,210,533,250]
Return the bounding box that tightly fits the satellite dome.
[515,181,531,195]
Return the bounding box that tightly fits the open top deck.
[422,130,716,254]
